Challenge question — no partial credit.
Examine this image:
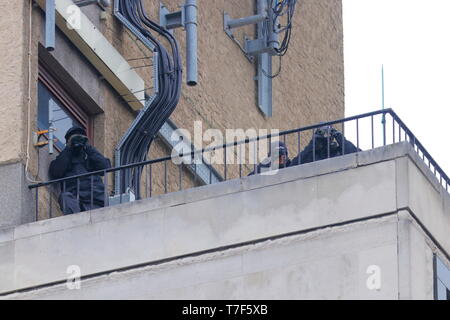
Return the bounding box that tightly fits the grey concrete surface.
[4,216,400,300]
[0,142,449,299]
[0,162,35,229]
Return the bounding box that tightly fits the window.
[38,65,92,151]
[435,255,450,300]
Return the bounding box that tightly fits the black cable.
[260,0,298,79]
[116,0,182,198]
[271,0,298,57]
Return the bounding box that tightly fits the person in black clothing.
[49,127,111,215]
[249,141,291,176]
[290,125,360,166]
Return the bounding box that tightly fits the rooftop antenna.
[381,64,387,145]
[382,64,385,112]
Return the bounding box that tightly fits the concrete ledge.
[2,215,401,300]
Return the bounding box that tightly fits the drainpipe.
[45,0,55,51]
[185,0,198,86]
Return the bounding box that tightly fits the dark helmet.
[65,126,87,142]
[315,123,333,138]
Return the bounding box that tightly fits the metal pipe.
[45,0,56,51]
[267,0,279,53]
[227,13,267,29]
[185,0,198,86]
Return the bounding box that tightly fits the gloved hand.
[330,127,340,138]
[68,134,88,147]
[67,135,88,155]
[83,144,95,155]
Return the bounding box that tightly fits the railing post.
[224,137,227,181]
[91,175,94,209]
[312,129,316,162]
[371,115,374,149]
[35,188,39,222]
[164,161,168,194]
[356,118,360,150]
[49,186,52,219]
[104,170,109,207]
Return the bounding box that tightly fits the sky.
[343,0,450,176]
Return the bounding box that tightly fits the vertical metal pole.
[179,164,183,191]
[267,0,279,53]
[149,164,152,197]
[45,0,56,51]
[342,122,346,155]
[135,168,141,201]
[49,123,55,155]
[120,169,123,204]
[90,175,94,209]
[145,165,148,199]
[257,0,272,117]
[297,132,301,164]
[356,119,360,150]
[268,136,272,158]
[381,65,386,145]
[239,144,242,178]
[312,130,316,162]
[63,181,66,213]
[371,115,374,149]
[209,151,213,184]
[194,161,198,186]
[393,117,396,144]
[327,132,330,159]
[185,0,198,86]
[76,178,80,201]
[224,138,227,181]
[49,187,52,219]
[104,171,109,207]
[253,142,257,174]
[35,188,39,222]
[164,161,168,194]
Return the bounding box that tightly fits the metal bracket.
[223,0,276,117]
[159,1,198,86]
[160,3,185,34]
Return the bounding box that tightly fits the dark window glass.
[38,81,83,151]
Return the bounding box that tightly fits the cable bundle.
[271,0,298,56]
[116,0,182,197]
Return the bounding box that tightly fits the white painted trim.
[36,0,146,110]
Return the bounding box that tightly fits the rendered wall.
[0,143,448,299]
[0,0,27,165]
[0,0,345,227]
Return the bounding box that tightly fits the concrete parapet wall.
[0,142,449,298]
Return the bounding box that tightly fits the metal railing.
[29,109,450,221]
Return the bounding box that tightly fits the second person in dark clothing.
[291,125,360,166]
[249,141,291,176]
[49,127,111,215]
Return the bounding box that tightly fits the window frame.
[434,254,450,300]
[38,64,93,149]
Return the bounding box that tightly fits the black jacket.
[291,132,360,166]
[49,145,111,205]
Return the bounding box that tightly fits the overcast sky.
[343,0,450,176]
